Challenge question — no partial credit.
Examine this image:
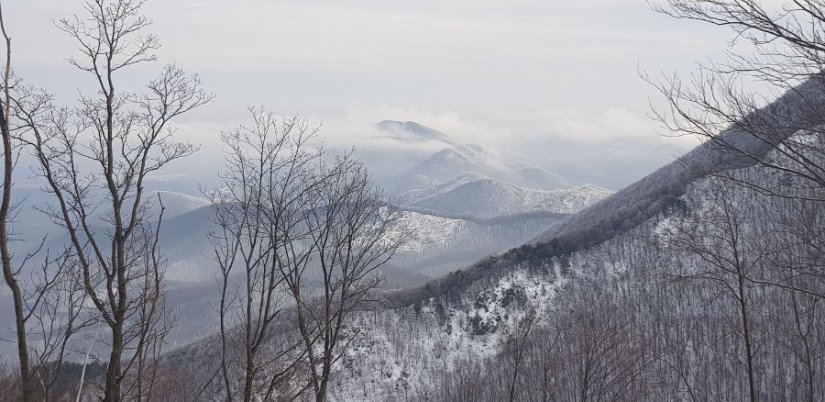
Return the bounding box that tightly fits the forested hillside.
[166,126,825,400]
[3,1,825,401]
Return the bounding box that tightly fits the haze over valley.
[2,1,825,401]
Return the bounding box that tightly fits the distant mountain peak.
[456,143,486,154]
[429,147,471,161]
[376,120,455,145]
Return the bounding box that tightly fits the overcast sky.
[5,0,740,188]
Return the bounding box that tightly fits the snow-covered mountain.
[157,202,567,283]
[324,137,825,400]
[392,143,570,192]
[377,122,608,218]
[390,146,513,193]
[387,208,566,278]
[164,77,825,401]
[400,174,609,218]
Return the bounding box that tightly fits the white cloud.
[4,0,729,189]
[536,107,661,142]
[311,104,697,153]
[316,105,502,148]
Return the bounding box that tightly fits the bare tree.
[0,2,32,398]
[208,108,400,401]
[647,5,825,398]
[748,189,825,298]
[287,152,401,402]
[209,110,318,401]
[663,180,765,402]
[556,297,649,402]
[14,1,212,400]
[501,308,536,402]
[0,4,94,401]
[774,289,824,402]
[650,0,825,198]
[25,252,91,401]
[754,191,825,401]
[430,356,489,402]
[120,197,175,402]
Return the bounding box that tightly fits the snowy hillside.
[153,201,567,283]
[387,209,566,278]
[401,174,610,218]
[328,269,565,400]
[532,74,825,247]
[374,123,608,218]
[391,146,512,193]
[316,130,825,401]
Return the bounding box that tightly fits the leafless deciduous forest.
[2,0,825,401]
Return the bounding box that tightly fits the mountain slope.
[318,78,825,400]
[376,120,456,146]
[392,146,511,192]
[387,137,599,218]
[515,166,570,190]
[387,74,825,307]
[162,73,825,402]
[401,175,609,218]
[533,75,825,246]
[167,126,825,401]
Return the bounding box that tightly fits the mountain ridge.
[384,73,825,308]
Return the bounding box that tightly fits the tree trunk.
[0,12,32,399]
[104,322,124,402]
[737,277,757,402]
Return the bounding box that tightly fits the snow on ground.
[404,176,611,218]
[385,211,467,253]
[327,268,566,401]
